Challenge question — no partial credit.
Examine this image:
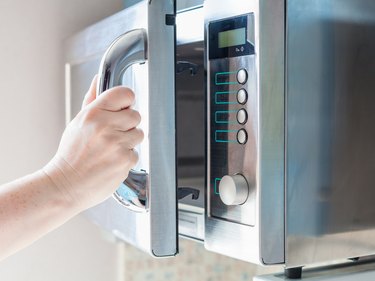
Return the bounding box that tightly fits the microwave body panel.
[204,0,375,269]
[204,0,285,265]
[284,0,375,268]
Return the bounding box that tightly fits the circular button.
[237,129,248,145]
[237,89,248,104]
[219,174,249,206]
[237,68,248,84]
[237,109,248,125]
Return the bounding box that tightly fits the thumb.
[81,75,98,109]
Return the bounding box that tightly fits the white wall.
[0,1,125,280]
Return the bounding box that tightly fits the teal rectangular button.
[215,130,237,143]
[215,91,237,104]
[215,110,237,124]
[215,71,238,85]
[214,178,221,195]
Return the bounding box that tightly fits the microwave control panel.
[207,14,257,226]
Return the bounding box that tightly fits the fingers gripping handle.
[97,29,149,213]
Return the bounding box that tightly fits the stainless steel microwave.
[65,0,375,278]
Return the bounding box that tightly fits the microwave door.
[72,0,177,257]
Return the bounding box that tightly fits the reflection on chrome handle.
[97,28,147,94]
[97,29,149,212]
[114,170,148,212]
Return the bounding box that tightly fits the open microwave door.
[64,0,177,257]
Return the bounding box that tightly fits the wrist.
[42,157,84,214]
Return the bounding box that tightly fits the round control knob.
[219,174,249,206]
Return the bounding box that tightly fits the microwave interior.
[175,40,206,241]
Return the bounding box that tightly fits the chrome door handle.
[97,29,149,212]
[98,29,147,93]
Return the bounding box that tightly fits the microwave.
[65,0,375,278]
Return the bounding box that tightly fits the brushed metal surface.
[285,0,375,268]
[204,0,285,265]
[257,0,285,265]
[147,0,177,257]
[65,0,177,257]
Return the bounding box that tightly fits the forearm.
[0,81,142,261]
[0,169,80,261]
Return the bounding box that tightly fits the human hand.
[43,77,144,212]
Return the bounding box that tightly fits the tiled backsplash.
[122,238,282,281]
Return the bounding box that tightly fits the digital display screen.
[218,27,246,48]
[209,15,254,59]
